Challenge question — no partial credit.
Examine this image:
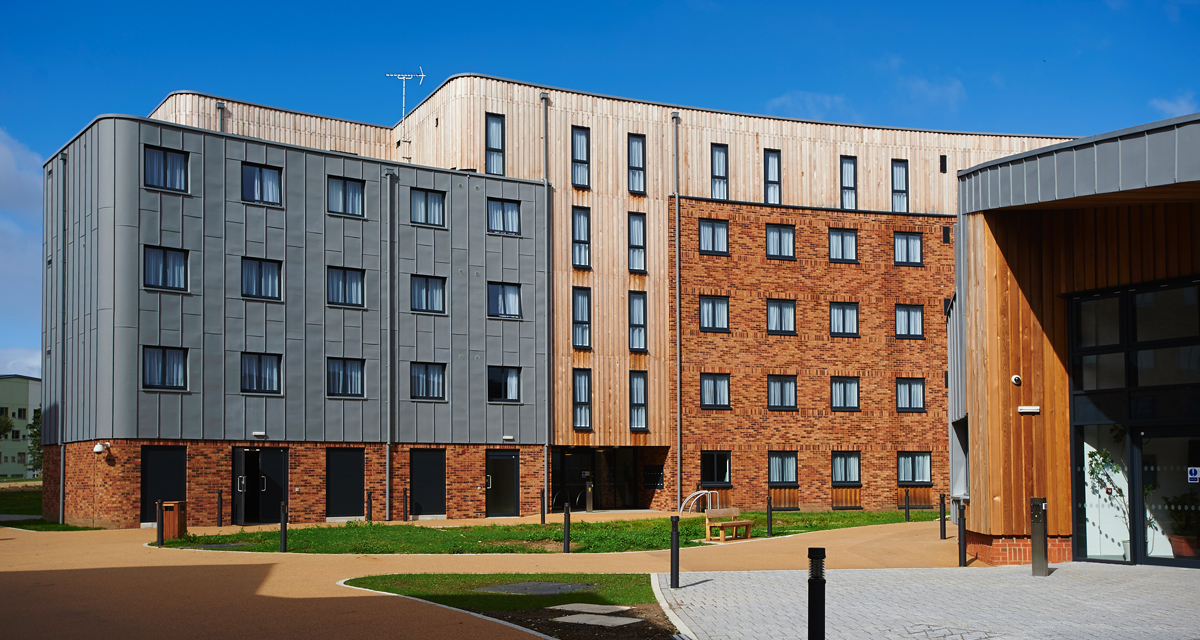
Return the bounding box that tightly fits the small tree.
[0,414,13,439]
[26,408,42,473]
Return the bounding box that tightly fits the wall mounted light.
[252,431,267,439]
[92,442,111,454]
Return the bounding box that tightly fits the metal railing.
[679,489,719,514]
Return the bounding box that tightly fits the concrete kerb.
[650,572,698,640]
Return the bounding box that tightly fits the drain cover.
[475,581,598,595]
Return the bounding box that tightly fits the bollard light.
[808,547,826,640]
[670,515,680,589]
[563,502,572,553]
[280,501,288,553]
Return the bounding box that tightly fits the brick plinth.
[966,530,1074,565]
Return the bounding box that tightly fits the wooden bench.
[705,507,753,542]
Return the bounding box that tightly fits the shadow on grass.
[347,572,655,611]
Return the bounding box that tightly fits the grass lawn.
[2,519,99,532]
[0,477,40,484]
[165,508,942,554]
[0,489,42,515]
[346,572,654,611]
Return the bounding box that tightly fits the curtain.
[262,167,280,204]
[345,180,362,215]
[411,364,427,398]
[630,293,646,350]
[892,161,908,212]
[831,230,857,261]
[345,270,363,306]
[714,223,727,252]
[572,128,589,187]
[908,234,921,263]
[427,192,444,226]
[715,376,729,406]
[846,454,860,482]
[241,354,257,392]
[328,178,345,213]
[767,301,781,332]
[833,378,858,408]
[712,146,728,199]
[145,148,165,188]
[411,190,427,224]
[833,454,846,483]
[832,304,856,334]
[573,290,590,346]
[898,306,922,337]
[503,284,519,317]
[630,372,647,429]
[768,378,782,407]
[574,370,590,428]
[700,297,714,328]
[629,215,645,271]
[504,201,520,233]
[144,348,163,387]
[766,226,781,257]
[165,151,186,191]
[834,453,860,483]
[261,261,279,299]
[701,375,715,406]
[505,368,519,401]
[781,302,795,332]
[242,165,260,202]
[841,157,856,209]
[769,453,796,484]
[411,277,428,311]
[429,277,445,312]
[699,222,713,252]
[262,355,279,392]
[896,234,921,263]
[163,348,185,388]
[487,200,504,232]
[165,250,186,289]
[915,453,931,483]
[145,248,164,287]
[242,259,260,297]
[328,269,344,304]
[628,136,645,193]
[573,208,589,266]
[428,364,444,399]
[717,454,730,483]
[780,227,794,257]
[898,380,912,409]
[487,115,504,175]
[766,151,781,204]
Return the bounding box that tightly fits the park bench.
[704,507,753,542]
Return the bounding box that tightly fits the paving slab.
[553,613,642,627]
[548,603,632,614]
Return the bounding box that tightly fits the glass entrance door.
[1077,424,1133,562]
[1141,431,1200,567]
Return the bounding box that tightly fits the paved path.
[656,564,1200,640]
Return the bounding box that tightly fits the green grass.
[0,477,40,484]
[0,489,42,515]
[2,518,98,531]
[345,573,654,611]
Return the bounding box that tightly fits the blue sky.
[0,0,1197,375]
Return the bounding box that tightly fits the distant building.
[0,375,40,478]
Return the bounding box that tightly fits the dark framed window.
[628,212,646,273]
[572,207,590,268]
[629,291,647,351]
[327,358,365,397]
[766,224,794,259]
[487,283,521,318]
[144,246,187,291]
[769,451,797,485]
[831,376,860,411]
[628,134,646,194]
[764,149,781,205]
[943,226,952,244]
[573,288,591,349]
[767,299,796,334]
[487,199,521,235]
[898,451,932,485]
[768,375,797,410]
[700,373,731,409]
[242,163,281,205]
[327,177,364,216]
[699,219,729,254]
[144,146,187,191]
[327,267,365,307]
[829,228,858,262]
[410,363,445,400]
[831,302,859,337]
[840,156,857,209]
[940,155,948,173]
[896,304,924,338]
[571,126,590,188]
[241,258,281,300]
[411,189,445,226]
[895,232,922,266]
[485,113,505,176]
[573,368,592,430]
[240,353,281,394]
[143,347,187,390]
[488,366,520,403]
[411,276,446,313]
[832,452,861,485]
[699,296,730,331]
[897,378,926,412]
[711,144,729,200]
[630,370,648,430]
[891,159,909,213]
[700,451,732,487]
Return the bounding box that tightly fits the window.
[487,367,520,403]
[896,304,924,338]
[832,452,861,485]
[895,232,922,265]
[144,247,187,291]
[241,258,281,300]
[485,113,505,175]
[767,375,797,410]
[16,409,25,420]
[327,267,365,307]
[0,408,6,417]
[573,288,591,348]
[644,464,665,489]
[327,177,364,216]
[628,134,646,194]
[764,149,781,204]
[630,371,648,430]
[898,452,932,485]
[410,363,445,400]
[242,163,281,205]
[829,228,858,262]
[572,207,590,268]
[629,291,647,351]
[831,302,859,337]
[831,376,860,411]
[892,160,909,213]
[410,189,445,226]
[628,213,646,272]
[839,155,858,209]
[699,219,729,254]
[940,155,948,174]
[769,451,797,485]
[327,358,365,397]
[487,283,522,318]
[767,299,796,334]
[571,126,590,188]
[700,451,731,486]
[897,378,926,412]
[145,146,186,191]
[700,373,731,409]
[699,296,730,331]
[711,144,729,200]
[942,226,951,244]
[411,276,446,313]
[573,369,591,429]
[143,347,186,390]
[487,199,521,235]
[240,353,281,394]
[9,430,17,439]
[16,452,25,464]
[766,224,794,259]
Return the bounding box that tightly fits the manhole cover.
[475,581,598,595]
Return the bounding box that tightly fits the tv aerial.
[386,67,425,163]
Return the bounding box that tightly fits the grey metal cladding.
[1181,123,1200,183]
[1119,134,1147,191]
[1146,127,1177,187]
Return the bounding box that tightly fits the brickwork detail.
[966,530,1074,565]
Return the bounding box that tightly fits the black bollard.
[280,501,288,553]
[157,499,164,547]
[904,488,911,522]
[367,491,373,522]
[540,488,546,525]
[808,547,826,640]
[767,496,773,537]
[402,488,408,522]
[218,489,223,527]
[563,502,571,553]
[670,515,680,589]
[939,494,946,540]
[958,503,967,567]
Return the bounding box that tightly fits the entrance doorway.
[232,448,288,525]
[551,447,642,511]
[485,450,519,517]
[141,446,186,523]
[326,448,364,519]
[410,449,446,517]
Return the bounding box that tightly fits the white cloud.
[0,348,40,378]
[0,128,44,224]
[895,76,967,112]
[765,91,859,122]
[1149,92,1198,118]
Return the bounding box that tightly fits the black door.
[232,448,253,526]
[486,450,520,517]
[411,449,446,516]
[258,449,288,524]
[327,448,365,518]
[141,446,186,523]
[232,448,288,525]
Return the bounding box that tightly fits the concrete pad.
[476,581,597,595]
[0,514,36,521]
[552,613,642,627]
[547,603,632,614]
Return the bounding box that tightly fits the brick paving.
[656,563,1200,640]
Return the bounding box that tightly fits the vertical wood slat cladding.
[895,486,933,508]
[830,486,861,509]
[963,202,1199,539]
[768,486,800,509]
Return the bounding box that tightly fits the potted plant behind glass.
[1087,444,1132,560]
[1163,491,1199,558]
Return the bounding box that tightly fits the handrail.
[679,490,719,514]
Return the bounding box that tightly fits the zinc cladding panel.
[1055,149,1075,200]
[1075,145,1097,196]
[1119,134,1148,190]
[1096,139,1120,192]
[1180,122,1200,183]
[113,120,141,440]
[1146,127,1177,187]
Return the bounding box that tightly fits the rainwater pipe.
[541,91,552,506]
[672,112,681,510]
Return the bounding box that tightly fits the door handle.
[261,476,267,492]
[238,476,245,492]
[486,475,492,489]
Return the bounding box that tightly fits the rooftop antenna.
[386,67,425,163]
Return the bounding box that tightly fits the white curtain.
[768,301,794,332]
[328,269,344,304]
[262,355,279,392]
[145,248,164,287]
[833,453,860,483]
[345,269,363,306]
[702,375,729,406]
[898,455,914,482]
[630,293,646,350]
[574,370,591,428]
[767,301,780,332]
[572,128,589,187]
[261,261,279,299]
[411,363,442,399]
[628,136,645,193]
[330,359,363,396]
[914,453,931,483]
[892,161,908,213]
[411,190,427,224]
[165,250,186,289]
[770,452,796,483]
[712,145,728,199]
[242,259,260,297]
[261,167,281,204]
[242,354,258,392]
[165,151,186,191]
[897,305,923,337]
[841,157,856,209]
[833,378,858,408]
[830,229,856,261]
[486,115,504,175]
[345,180,362,216]
[328,178,345,213]
[242,165,260,202]
[766,151,781,204]
[700,297,727,329]
[899,379,925,410]
[573,208,589,266]
[144,348,163,387]
[504,201,520,233]
[629,214,645,271]
[428,277,445,312]
[896,233,922,263]
[630,372,647,429]
[573,290,590,347]
[427,192,444,226]
[145,148,165,188]
[832,303,857,334]
[505,367,519,401]
[503,284,519,317]
[700,222,713,252]
[767,226,794,258]
[487,200,504,232]
[768,377,794,407]
[412,276,428,311]
[162,348,185,388]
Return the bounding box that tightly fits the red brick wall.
[967,531,1074,565]
[669,197,953,512]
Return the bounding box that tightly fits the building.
[949,112,1200,568]
[0,375,40,478]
